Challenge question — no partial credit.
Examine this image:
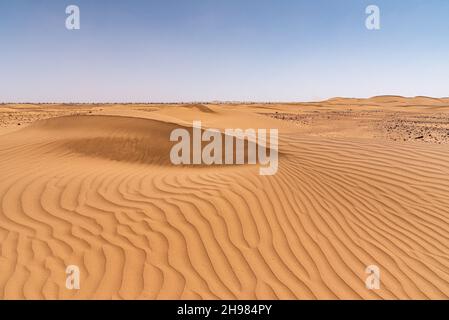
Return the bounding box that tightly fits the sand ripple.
[0,114,448,299]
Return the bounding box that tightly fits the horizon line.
[1,95,449,105]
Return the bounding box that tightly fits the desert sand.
[1,96,449,299]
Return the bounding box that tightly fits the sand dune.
[0,100,449,299]
[24,115,187,166]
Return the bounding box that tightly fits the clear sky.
[1,0,448,102]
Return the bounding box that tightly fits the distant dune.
[0,99,448,299]
[324,95,449,107]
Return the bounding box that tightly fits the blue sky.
[1,0,448,102]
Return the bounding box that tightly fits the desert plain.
[0,96,449,299]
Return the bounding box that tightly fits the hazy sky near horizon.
[1,0,449,102]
